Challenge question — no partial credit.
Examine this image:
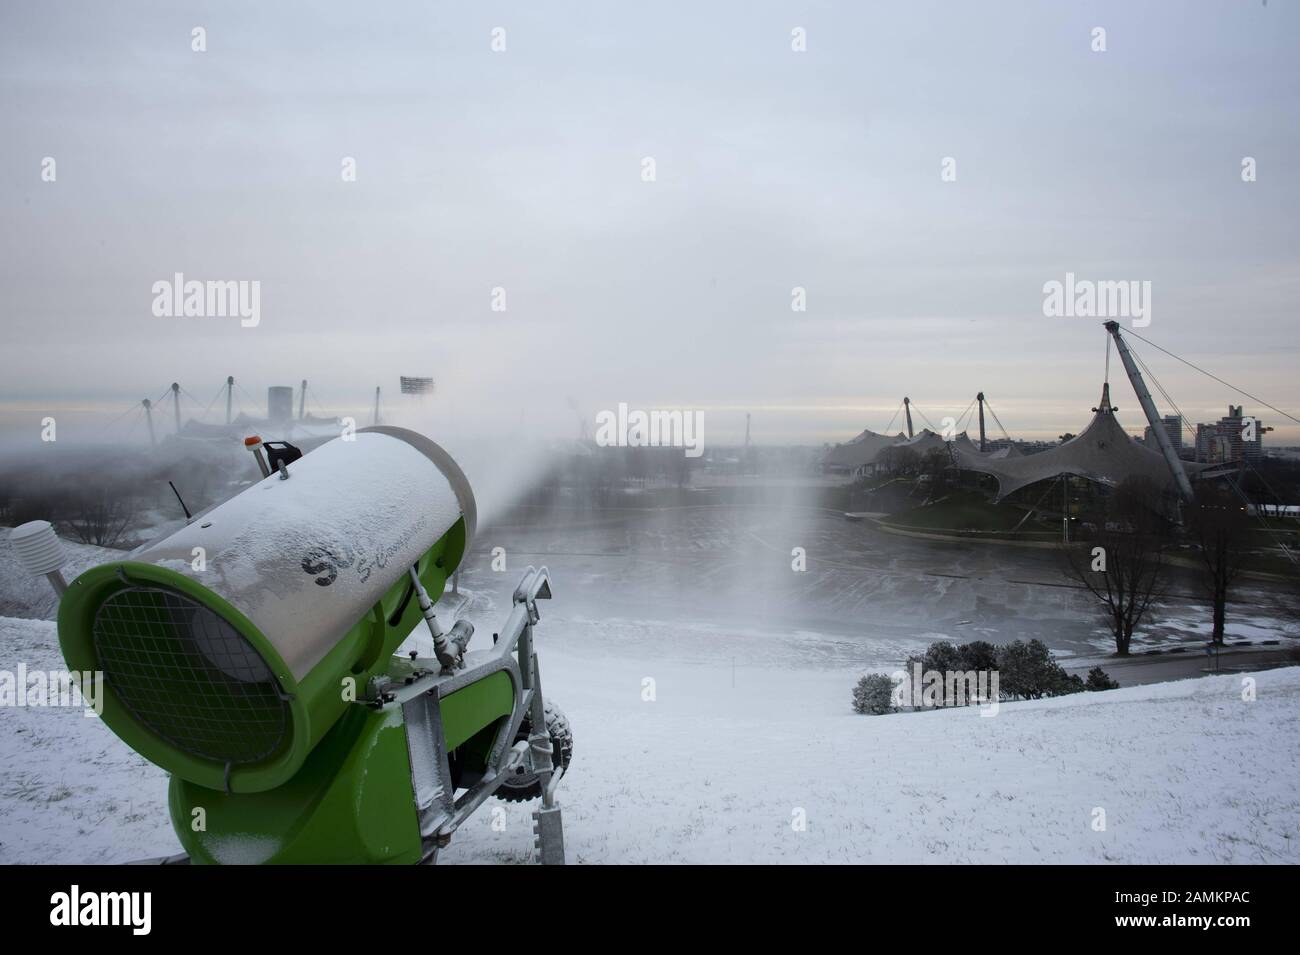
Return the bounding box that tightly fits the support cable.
[911,403,940,434]
[881,399,904,436]
[1128,344,1196,443]
[983,399,1013,443]
[953,397,977,436]
[1125,328,1299,427]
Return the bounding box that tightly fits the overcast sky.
[1,0,1297,447]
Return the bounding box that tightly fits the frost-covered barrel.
[57,426,476,793]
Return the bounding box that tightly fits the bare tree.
[877,446,920,476]
[64,485,139,548]
[1185,483,1252,645]
[919,447,952,493]
[1063,476,1170,655]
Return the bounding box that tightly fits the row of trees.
[1063,476,1255,654]
[852,639,1118,715]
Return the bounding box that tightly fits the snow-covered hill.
[1,612,1296,864]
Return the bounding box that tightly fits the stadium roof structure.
[823,428,908,472]
[951,434,1021,460]
[826,426,1020,473]
[825,382,1215,501]
[950,383,1209,500]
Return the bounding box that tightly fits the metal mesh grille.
[93,586,290,765]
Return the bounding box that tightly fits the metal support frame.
[131,566,567,866]
[381,566,565,864]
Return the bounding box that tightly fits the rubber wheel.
[496,702,573,803]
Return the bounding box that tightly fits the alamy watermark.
[151,273,260,327]
[594,403,704,458]
[50,885,151,935]
[892,663,1000,716]
[1,664,103,716]
[1043,271,1150,328]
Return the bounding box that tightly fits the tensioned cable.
[953,397,977,436]
[1127,342,1196,442]
[197,383,227,421]
[1125,328,1299,427]
[883,397,904,433]
[307,384,340,420]
[1121,338,1300,575]
[1222,471,1300,574]
[102,400,145,431]
[881,399,904,436]
[1010,477,1062,533]
[983,399,1013,443]
[123,405,144,440]
[178,385,207,423]
[310,390,334,419]
[911,403,940,433]
[234,382,261,413]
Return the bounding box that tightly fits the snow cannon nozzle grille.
[92,586,291,766]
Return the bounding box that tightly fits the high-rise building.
[1143,414,1183,452]
[1194,406,1266,463]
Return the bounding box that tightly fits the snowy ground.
[3,503,1297,863]
[2,610,1297,865]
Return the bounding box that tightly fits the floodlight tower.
[1103,322,1194,503]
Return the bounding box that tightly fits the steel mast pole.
[225,376,234,425]
[903,397,914,438]
[977,392,986,451]
[143,398,156,448]
[1103,322,1194,503]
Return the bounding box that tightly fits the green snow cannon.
[51,426,571,864]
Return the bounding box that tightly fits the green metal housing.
[167,667,517,864]
[56,516,468,795]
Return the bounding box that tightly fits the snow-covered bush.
[852,673,897,715]
[995,639,1082,700]
[1085,666,1120,691]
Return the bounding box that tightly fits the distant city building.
[1194,406,1266,463]
[1143,414,1183,452]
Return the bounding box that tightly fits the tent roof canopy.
[825,383,1204,498]
[949,383,1207,499]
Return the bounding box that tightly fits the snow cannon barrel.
[56,426,476,794]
